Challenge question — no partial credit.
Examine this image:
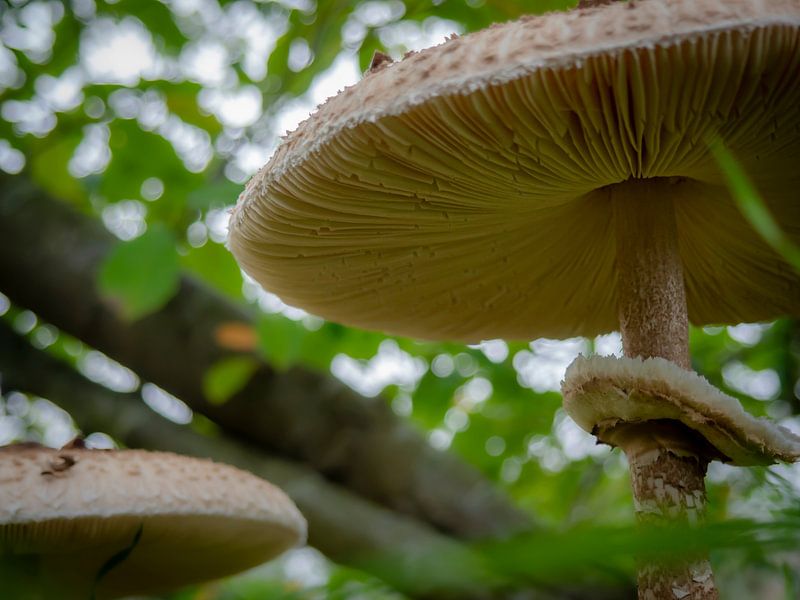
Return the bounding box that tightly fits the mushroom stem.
[600,421,717,600]
[613,178,691,370]
[611,178,718,599]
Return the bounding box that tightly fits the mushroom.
[0,443,306,599]
[227,0,800,597]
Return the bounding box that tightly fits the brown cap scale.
[228,1,800,598]
[0,444,306,599]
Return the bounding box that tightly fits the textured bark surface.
[0,321,632,600]
[613,179,691,370]
[0,173,530,540]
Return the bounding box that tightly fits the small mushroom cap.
[0,445,306,598]
[229,0,800,342]
[561,355,800,465]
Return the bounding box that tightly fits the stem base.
[601,421,718,600]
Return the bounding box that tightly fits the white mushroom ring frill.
[562,355,800,466]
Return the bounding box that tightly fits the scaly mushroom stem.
[610,178,718,599]
[599,421,717,600]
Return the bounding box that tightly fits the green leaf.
[160,81,222,134]
[187,179,243,212]
[103,120,199,224]
[96,1,188,53]
[709,140,800,271]
[320,322,383,360]
[97,224,180,320]
[180,240,244,301]
[202,356,260,405]
[45,12,82,76]
[29,134,84,205]
[256,314,306,371]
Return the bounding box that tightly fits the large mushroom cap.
[229,0,800,343]
[0,445,306,599]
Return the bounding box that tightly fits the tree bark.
[0,320,630,600]
[0,173,530,540]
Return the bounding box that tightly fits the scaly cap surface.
[0,445,306,598]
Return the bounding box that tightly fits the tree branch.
[0,173,531,540]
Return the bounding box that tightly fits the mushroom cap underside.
[0,446,306,598]
[230,0,800,342]
[561,354,800,466]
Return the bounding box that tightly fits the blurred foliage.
[97,223,181,320]
[1,0,799,598]
[202,355,260,404]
